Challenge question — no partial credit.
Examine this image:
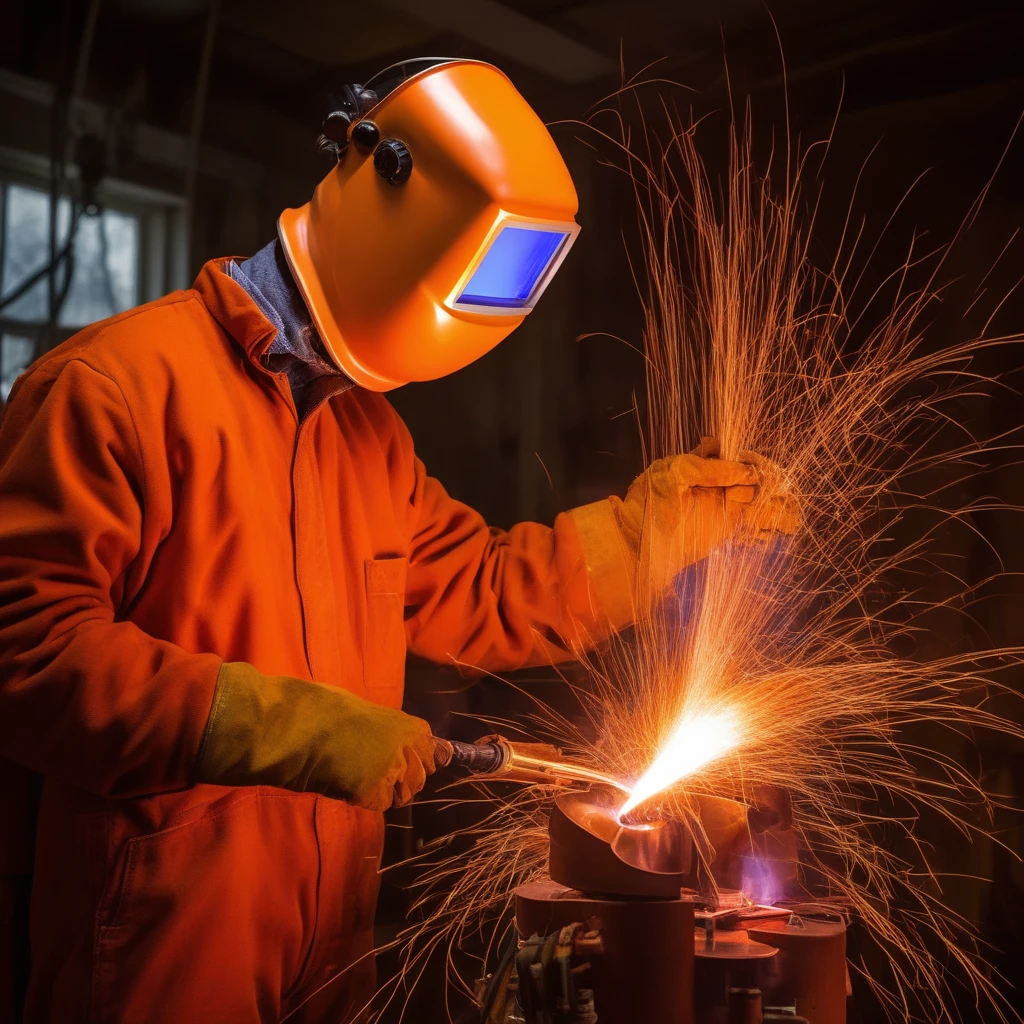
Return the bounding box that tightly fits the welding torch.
[432,736,629,794]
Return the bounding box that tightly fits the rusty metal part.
[571,929,604,958]
[547,785,693,897]
[516,878,695,1024]
[514,919,599,1024]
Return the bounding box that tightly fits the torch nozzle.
[434,736,631,794]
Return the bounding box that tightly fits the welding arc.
[616,799,665,828]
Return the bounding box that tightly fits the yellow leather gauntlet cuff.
[565,499,636,631]
[195,662,435,811]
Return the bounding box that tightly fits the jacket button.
[373,139,413,186]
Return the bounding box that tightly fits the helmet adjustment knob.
[318,110,352,162]
[351,120,381,150]
[373,139,413,185]
[322,111,352,144]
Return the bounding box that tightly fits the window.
[0,334,33,399]
[0,175,184,401]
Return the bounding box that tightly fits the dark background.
[1,0,1023,1019]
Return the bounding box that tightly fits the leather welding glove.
[733,449,802,540]
[195,662,436,812]
[614,448,797,561]
[568,443,800,625]
[611,452,757,562]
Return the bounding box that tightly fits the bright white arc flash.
[618,709,741,819]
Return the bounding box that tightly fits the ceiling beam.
[0,67,300,190]
[381,0,617,84]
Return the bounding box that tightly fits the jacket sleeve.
[0,359,221,797]
[403,452,636,674]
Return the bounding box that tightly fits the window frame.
[0,147,187,398]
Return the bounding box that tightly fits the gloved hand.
[565,440,799,629]
[195,662,436,811]
[608,442,800,593]
[612,453,755,562]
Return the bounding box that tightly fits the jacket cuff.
[564,499,636,631]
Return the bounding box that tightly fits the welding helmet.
[278,58,580,391]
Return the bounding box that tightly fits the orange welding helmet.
[278,58,580,391]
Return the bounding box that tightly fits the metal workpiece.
[506,779,840,1023]
[546,785,779,898]
[511,785,698,1022]
[548,784,694,897]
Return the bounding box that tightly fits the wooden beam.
[382,0,616,84]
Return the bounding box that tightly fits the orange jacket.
[0,260,626,1022]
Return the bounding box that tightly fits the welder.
[0,58,796,1023]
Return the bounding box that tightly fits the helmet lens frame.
[448,213,580,317]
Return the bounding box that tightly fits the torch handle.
[432,737,507,773]
[432,737,454,768]
[433,735,630,793]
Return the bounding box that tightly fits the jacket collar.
[191,258,278,366]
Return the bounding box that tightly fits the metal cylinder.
[727,987,763,1024]
[515,879,695,1024]
[746,918,847,1024]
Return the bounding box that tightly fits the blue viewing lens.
[458,226,569,308]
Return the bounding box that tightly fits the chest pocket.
[363,557,408,708]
